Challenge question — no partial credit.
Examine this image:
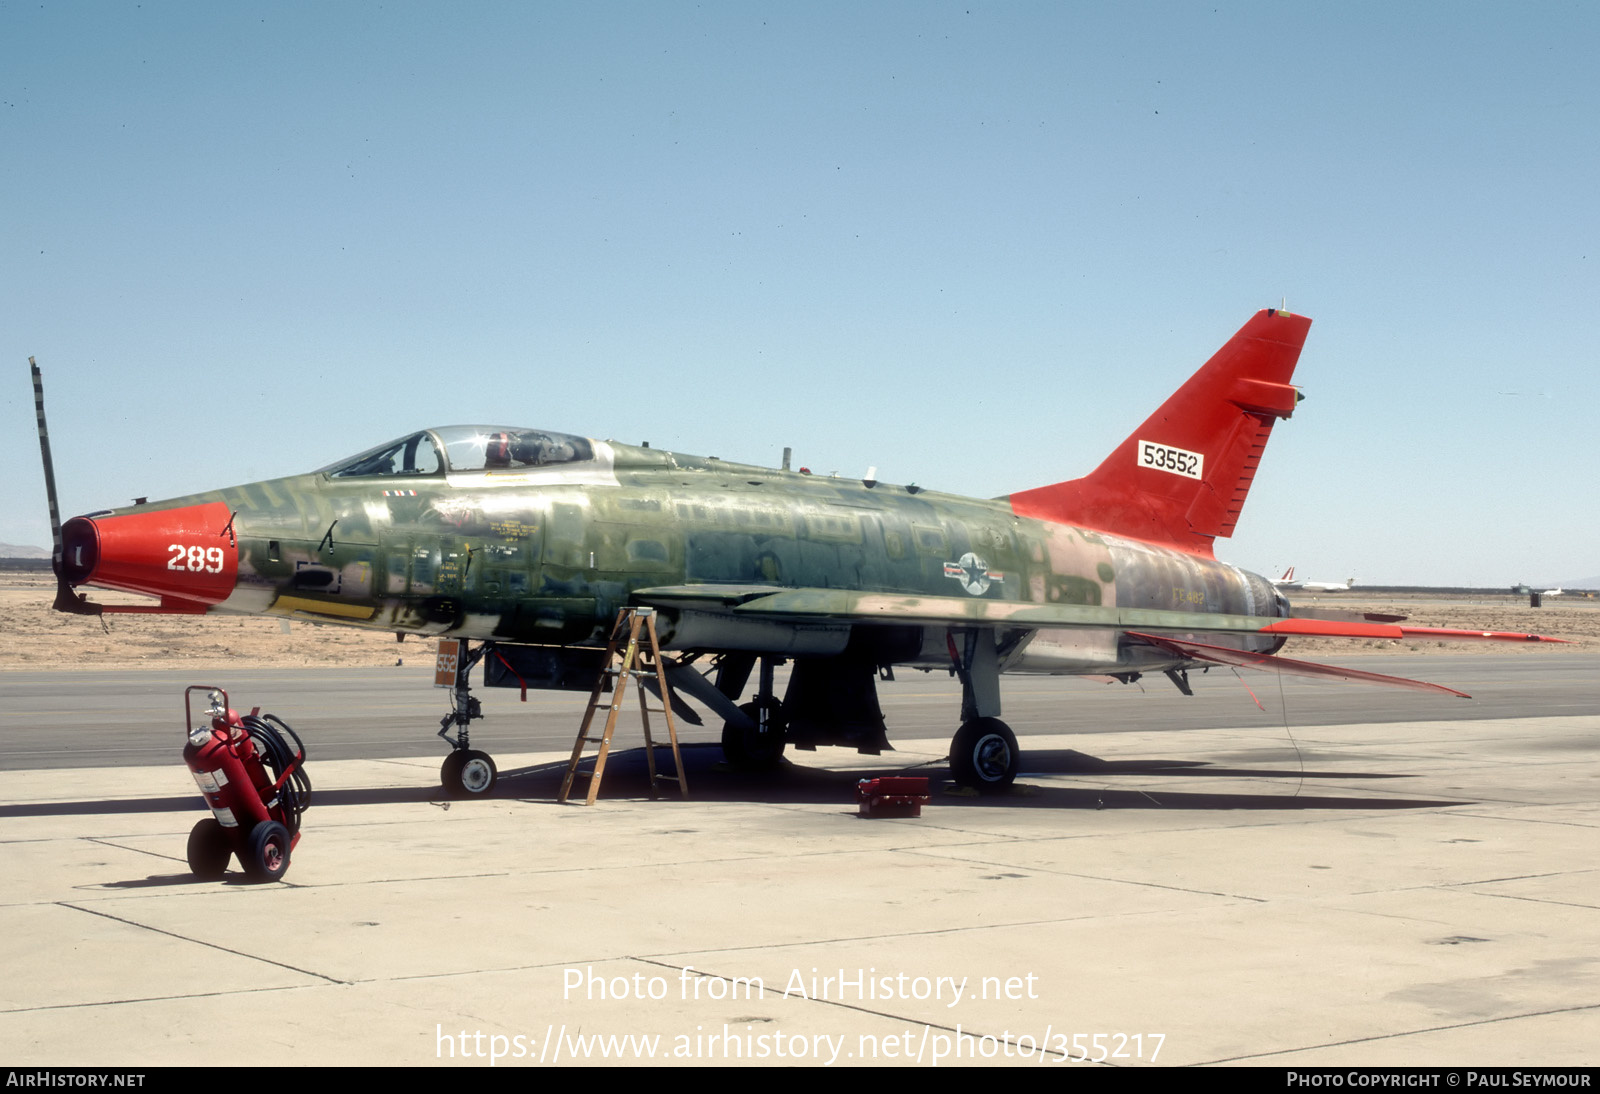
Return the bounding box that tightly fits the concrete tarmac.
[2,658,1598,1067]
[6,652,1597,768]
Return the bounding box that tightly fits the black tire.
[245,819,291,882]
[440,750,467,791]
[443,749,497,797]
[186,817,232,880]
[721,700,785,770]
[949,717,1019,793]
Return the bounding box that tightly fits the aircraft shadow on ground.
[1,743,1460,821]
[502,745,1458,812]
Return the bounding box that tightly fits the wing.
[638,584,1306,635]
[633,584,1562,643]
[633,584,1563,699]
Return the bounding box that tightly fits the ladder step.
[558,607,688,806]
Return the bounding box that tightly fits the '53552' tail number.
[1138,440,1204,480]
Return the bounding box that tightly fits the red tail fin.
[1009,309,1311,556]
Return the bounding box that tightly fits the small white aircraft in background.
[1273,567,1355,592]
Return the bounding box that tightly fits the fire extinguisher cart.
[182,686,310,882]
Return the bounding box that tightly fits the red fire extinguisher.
[182,686,310,882]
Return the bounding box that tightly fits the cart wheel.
[186,817,232,880]
[245,819,291,882]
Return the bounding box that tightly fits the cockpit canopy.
[321,426,595,478]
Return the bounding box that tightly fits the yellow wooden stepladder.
[557,607,688,805]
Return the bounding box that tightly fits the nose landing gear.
[441,748,498,797]
[436,639,499,798]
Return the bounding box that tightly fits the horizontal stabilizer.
[1127,633,1471,698]
[1261,618,1566,643]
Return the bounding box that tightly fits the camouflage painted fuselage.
[103,434,1285,676]
[60,315,1555,790]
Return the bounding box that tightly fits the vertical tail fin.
[1009,309,1311,556]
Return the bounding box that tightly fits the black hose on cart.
[241,713,311,835]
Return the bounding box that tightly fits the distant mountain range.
[0,543,49,559]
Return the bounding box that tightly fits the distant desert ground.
[3,570,1594,672]
[2,572,406,671]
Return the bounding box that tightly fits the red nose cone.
[61,502,239,606]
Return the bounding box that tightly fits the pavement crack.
[1,982,331,1015]
[1462,889,1600,912]
[1201,1000,1600,1064]
[59,902,348,984]
[84,836,187,863]
[892,847,1269,902]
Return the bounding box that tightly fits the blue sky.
[4,1,1596,585]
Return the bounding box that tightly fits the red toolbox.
[856,776,930,818]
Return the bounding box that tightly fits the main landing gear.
[950,717,1019,792]
[717,654,787,771]
[710,631,1025,794]
[946,628,1018,794]
[722,699,786,770]
[437,639,499,798]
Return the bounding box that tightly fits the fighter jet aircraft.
[34,310,1561,796]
